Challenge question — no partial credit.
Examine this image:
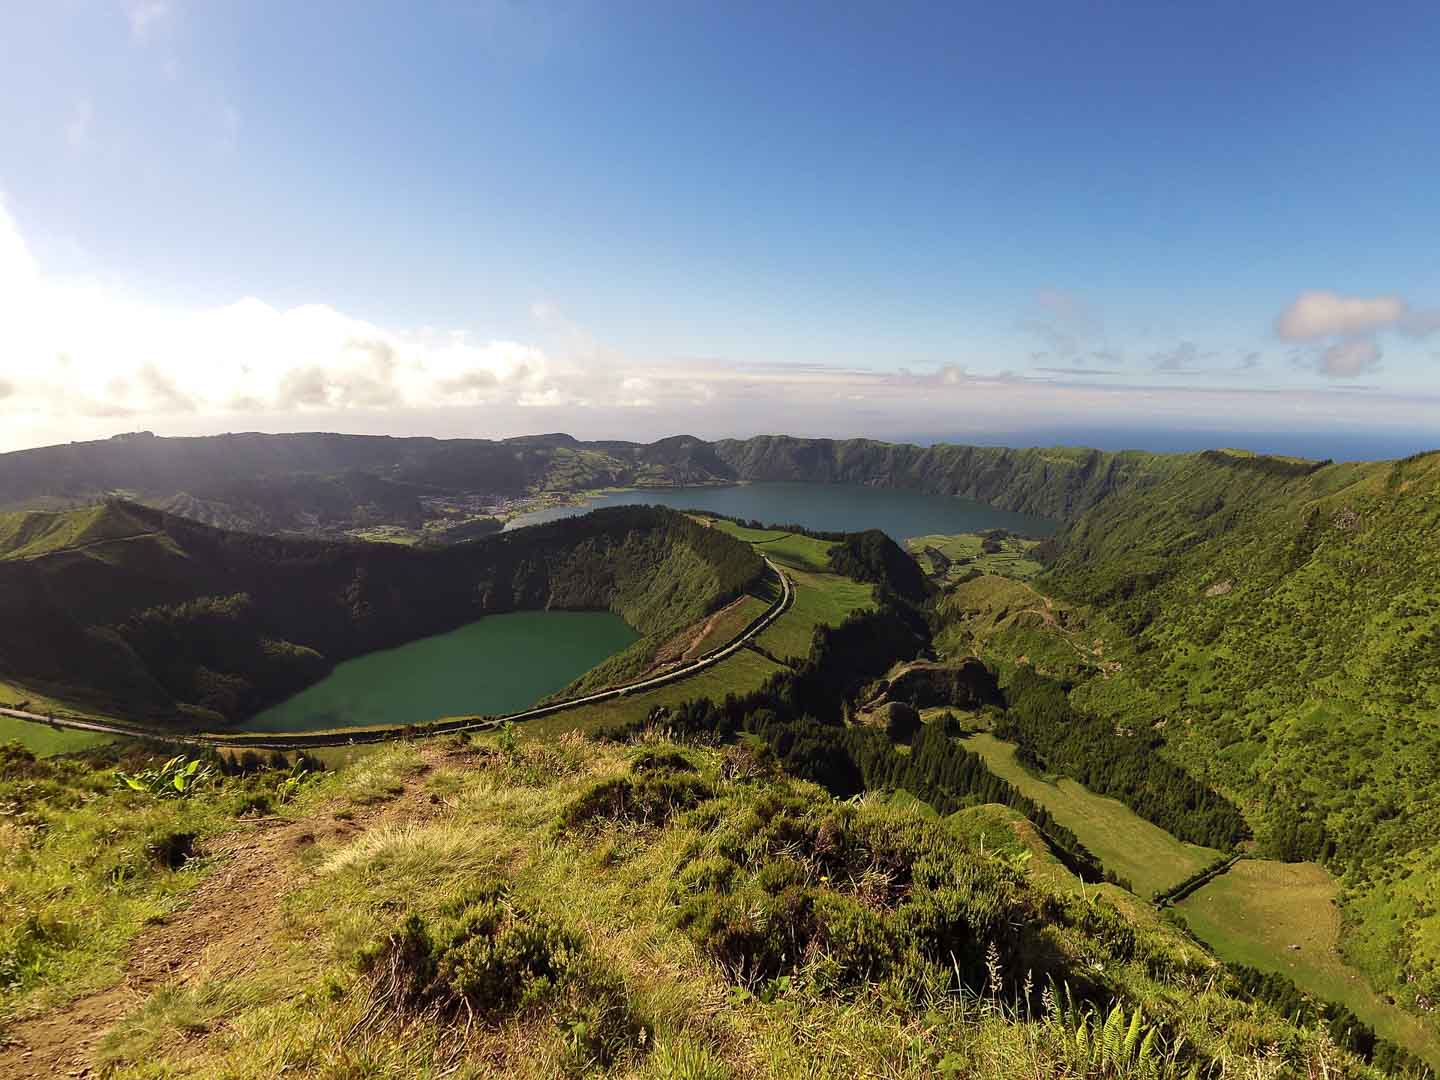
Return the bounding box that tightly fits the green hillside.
[713,435,1182,520]
[0,502,765,728]
[944,448,1440,1020]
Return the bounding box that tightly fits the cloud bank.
[2,200,1437,453]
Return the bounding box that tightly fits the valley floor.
[1179,861,1440,1066]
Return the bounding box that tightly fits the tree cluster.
[997,668,1248,850]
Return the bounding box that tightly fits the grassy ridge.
[3,734,1410,1078]
[0,503,162,561]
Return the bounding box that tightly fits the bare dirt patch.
[645,594,756,674]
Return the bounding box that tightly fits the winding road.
[1,557,793,752]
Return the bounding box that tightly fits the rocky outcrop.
[864,658,1003,712]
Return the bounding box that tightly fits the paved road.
[1,557,793,752]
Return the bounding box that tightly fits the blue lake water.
[506,481,1058,540]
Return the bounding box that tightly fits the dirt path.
[0,748,444,1079]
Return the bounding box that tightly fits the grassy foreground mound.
[0,501,764,728]
[0,732,1414,1078]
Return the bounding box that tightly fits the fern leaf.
[1123,1006,1143,1062]
[1101,1002,1125,1066]
[1137,1026,1157,1073]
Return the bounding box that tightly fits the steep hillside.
[981,449,1440,1015]
[0,502,764,728]
[713,435,1181,519]
[0,430,1187,538]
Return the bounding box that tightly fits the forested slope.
[1023,448,1440,1013]
[0,502,764,728]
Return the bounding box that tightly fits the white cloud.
[1314,340,1383,379]
[0,200,565,430]
[1275,291,1406,341]
[2,200,1436,454]
[0,203,39,300]
[1150,341,1213,374]
[616,377,656,407]
[126,1,171,42]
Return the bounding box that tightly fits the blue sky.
[1,0,1437,454]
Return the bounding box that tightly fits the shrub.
[719,737,778,782]
[357,884,644,1068]
[558,772,712,832]
[665,785,1103,1004]
[630,748,697,774]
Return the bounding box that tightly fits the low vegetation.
[9,434,1440,1073]
[1028,449,1440,1017]
[907,530,1045,583]
[2,731,1420,1078]
[0,741,332,1017]
[997,667,1248,851]
[1176,860,1440,1069]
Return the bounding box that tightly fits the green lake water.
[243,610,638,733]
[506,481,1058,540]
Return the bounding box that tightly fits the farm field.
[707,518,833,571]
[0,677,119,756]
[755,567,873,661]
[701,518,876,661]
[1178,860,1440,1068]
[907,531,1044,582]
[959,732,1221,897]
[0,715,113,757]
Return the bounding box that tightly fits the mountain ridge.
[0,429,1207,537]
